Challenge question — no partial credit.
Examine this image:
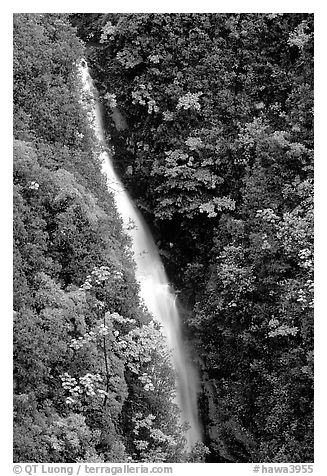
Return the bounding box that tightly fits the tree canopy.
[14,13,313,463]
[72,13,313,462]
[13,13,204,463]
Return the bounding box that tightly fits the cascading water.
[79,61,201,448]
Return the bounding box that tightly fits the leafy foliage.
[13,12,313,463]
[13,13,201,463]
[72,13,314,462]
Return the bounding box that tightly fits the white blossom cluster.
[256,208,280,224]
[132,84,159,114]
[268,318,299,338]
[199,196,236,218]
[138,372,155,392]
[199,202,217,218]
[28,181,39,190]
[100,22,117,43]
[132,412,156,435]
[60,372,107,405]
[147,99,159,114]
[288,21,311,50]
[185,136,203,150]
[176,92,202,111]
[162,110,174,121]
[104,92,117,109]
[148,54,160,63]
[75,131,84,140]
[70,321,113,350]
[296,280,314,309]
[298,248,313,269]
[81,266,123,291]
[260,233,272,250]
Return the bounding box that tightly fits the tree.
[74,13,313,462]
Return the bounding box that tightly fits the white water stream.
[79,62,201,448]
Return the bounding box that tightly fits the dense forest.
[13,13,313,463]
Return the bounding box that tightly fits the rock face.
[111,107,127,131]
[201,371,256,462]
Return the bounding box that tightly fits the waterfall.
[79,61,201,448]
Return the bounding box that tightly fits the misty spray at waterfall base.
[79,61,201,448]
